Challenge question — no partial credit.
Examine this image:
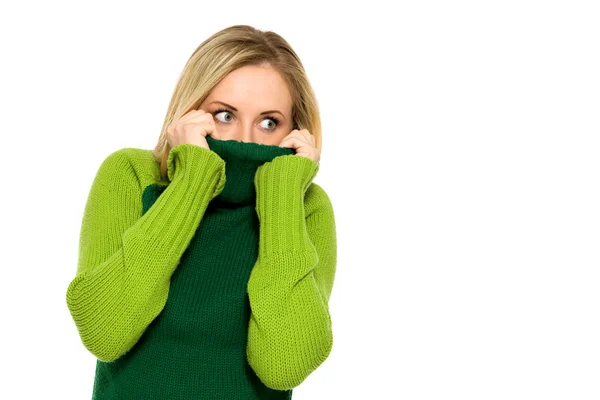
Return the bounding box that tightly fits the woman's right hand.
[166,109,221,151]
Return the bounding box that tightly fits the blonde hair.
[152,24,323,181]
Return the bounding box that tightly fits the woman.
[65,24,337,399]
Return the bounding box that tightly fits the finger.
[279,135,310,150]
[280,134,310,148]
[179,109,208,123]
[182,111,215,125]
[188,122,215,136]
[297,128,312,143]
[208,128,221,140]
[283,130,312,145]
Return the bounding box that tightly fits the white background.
[1,1,599,399]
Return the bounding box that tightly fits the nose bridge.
[238,117,254,143]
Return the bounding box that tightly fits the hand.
[278,129,320,164]
[166,108,222,151]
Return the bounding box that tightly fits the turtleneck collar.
[205,135,295,206]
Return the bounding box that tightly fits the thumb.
[209,125,222,140]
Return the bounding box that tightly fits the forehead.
[206,65,292,111]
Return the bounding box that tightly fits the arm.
[246,154,337,390]
[65,144,226,362]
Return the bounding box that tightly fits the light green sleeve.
[247,154,337,390]
[66,144,226,362]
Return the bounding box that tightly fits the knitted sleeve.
[247,154,337,390]
[66,144,226,362]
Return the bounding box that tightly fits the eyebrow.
[209,101,285,118]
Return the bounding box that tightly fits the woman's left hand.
[278,129,320,164]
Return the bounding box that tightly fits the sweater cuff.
[167,143,226,197]
[254,155,319,254]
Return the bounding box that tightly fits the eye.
[213,108,281,131]
[214,109,233,123]
[260,117,280,131]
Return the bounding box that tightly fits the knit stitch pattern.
[65,135,337,399]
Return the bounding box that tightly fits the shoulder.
[97,147,162,189]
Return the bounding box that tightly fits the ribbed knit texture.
[65,135,337,399]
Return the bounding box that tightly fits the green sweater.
[65,135,337,399]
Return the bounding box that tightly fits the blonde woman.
[65,24,337,399]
